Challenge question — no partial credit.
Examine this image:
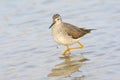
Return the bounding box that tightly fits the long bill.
[49,22,55,29]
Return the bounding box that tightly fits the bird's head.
[49,14,62,29]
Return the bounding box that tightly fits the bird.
[49,14,95,56]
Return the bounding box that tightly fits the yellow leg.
[62,46,71,56]
[78,41,84,48]
[62,41,84,56]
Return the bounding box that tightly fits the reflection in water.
[48,55,88,78]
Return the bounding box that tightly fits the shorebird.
[49,14,94,56]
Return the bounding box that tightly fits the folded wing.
[63,23,94,39]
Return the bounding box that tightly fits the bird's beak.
[49,22,55,29]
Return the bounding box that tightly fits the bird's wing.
[63,23,91,39]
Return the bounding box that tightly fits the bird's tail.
[80,28,96,33]
[87,29,96,33]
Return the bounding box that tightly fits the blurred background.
[0,0,120,80]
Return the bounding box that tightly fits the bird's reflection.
[48,54,88,77]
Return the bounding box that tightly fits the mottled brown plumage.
[63,22,94,39]
[49,14,95,56]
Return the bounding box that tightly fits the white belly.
[52,25,79,45]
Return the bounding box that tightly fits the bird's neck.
[54,21,62,27]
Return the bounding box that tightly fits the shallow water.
[0,0,120,80]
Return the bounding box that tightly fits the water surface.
[0,0,120,80]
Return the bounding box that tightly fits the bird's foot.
[62,48,71,56]
[62,45,84,56]
[79,45,84,48]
